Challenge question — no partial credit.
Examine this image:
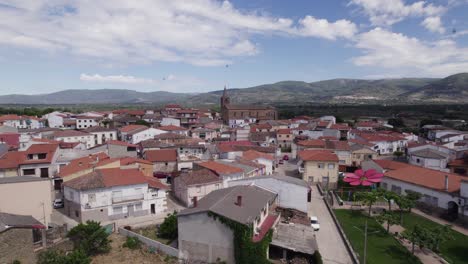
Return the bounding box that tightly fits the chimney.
[193,197,198,208]
[236,195,242,207]
[445,175,449,191]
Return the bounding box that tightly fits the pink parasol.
[344,169,384,186]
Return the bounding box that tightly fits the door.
[151,204,156,214]
[127,205,134,217]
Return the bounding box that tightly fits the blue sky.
[0,0,467,95]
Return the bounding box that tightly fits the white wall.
[229,178,308,213]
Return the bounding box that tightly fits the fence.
[322,192,360,264]
[118,227,179,257]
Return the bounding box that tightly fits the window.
[328,163,335,169]
[113,206,123,214]
[23,169,35,176]
[27,154,34,160]
[165,162,169,166]
[134,203,142,211]
[416,158,420,163]
[391,185,402,194]
[318,163,324,169]
[381,182,388,189]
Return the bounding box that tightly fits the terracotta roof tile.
[145,149,177,162]
[298,150,338,162]
[242,150,274,161]
[382,162,463,193]
[120,125,148,133]
[198,161,244,175]
[176,168,221,186]
[63,168,148,190]
[58,153,110,177]
[297,139,325,148]
[158,125,187,131]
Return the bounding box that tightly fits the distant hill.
[401,73,468,103]
[0,89,191,104]
[0,73,467,105]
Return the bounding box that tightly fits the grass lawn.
[134,226,172,245]
[400,212,468,264]
[334,209,421,264]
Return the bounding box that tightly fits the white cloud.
[352,28,468,77]
[80,74,155,84]
[297,16,357,40]
[349,0,446,26]
[0,0,357,66]
[421,16,445,34]
[79,73,206,92]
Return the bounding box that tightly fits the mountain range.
[0,73,467,106]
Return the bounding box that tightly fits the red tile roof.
[381,161,463,193]
[158,125,187,131]
[331,123,350,130]
[218,140,254,146]
[0,151,23,169]
[297,139,325,148]
[57,153,111,178]
[106,140,137,147]
[198,161,244,175]
[373,160,410,170]
[298,150,338,162]
[277,129,292,134]
[145,149,177,162]
[120,157,153,166]
[54,130,90,138]
[120,125,148,133]
[242,150,274,161]
[63,168,149,190]
[22,143,59,164]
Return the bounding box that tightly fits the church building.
[220,87,277,124]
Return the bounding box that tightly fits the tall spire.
[223,85,228,97]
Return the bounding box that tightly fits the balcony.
[112,193,144,204]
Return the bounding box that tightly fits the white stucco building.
[63,168,168,223]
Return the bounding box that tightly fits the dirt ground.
[91,233,177,264]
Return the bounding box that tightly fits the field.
[91,233,176,264]
[400,213,468,264]
[334,209,421,264]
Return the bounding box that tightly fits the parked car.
[53,199,64,209]
[283,155,289,161]
[310,216,320,231]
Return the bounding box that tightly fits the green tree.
[429,225,453,252]
[378,188,399,211]
[158,211,178,240]
[393,151,404,159]
[405,190,422,212]
[67,221,110,256]
[135,119,150,127]
[395,196,413,224]
[376,211,399,233]
[354,190,380,216]
[403,225,430,255]
[388,118,405,128]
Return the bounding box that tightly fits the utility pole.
[354,219,378,264]
[363,219,368,264]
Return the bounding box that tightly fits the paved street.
[308,185,353,264]
[275,159,354,264]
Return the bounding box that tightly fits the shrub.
[123,236,141,250]
[158,211,178,240]
[37,249,90,264]
[313,250,323,264]
[67,220,111,256]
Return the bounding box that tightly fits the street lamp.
[353,220,380,264]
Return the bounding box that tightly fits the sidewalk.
[387,224,444,264]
